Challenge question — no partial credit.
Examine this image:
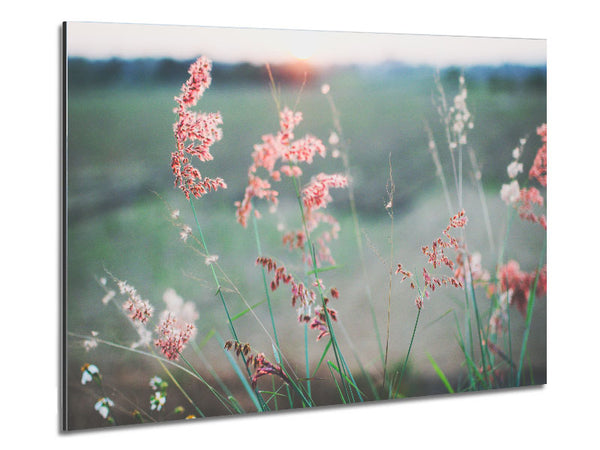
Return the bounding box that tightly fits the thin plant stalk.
[178,353,240,414]
[191,342,241,409]
[516,239,546,386]
[338,320,380,400]
[392,308,422,398]
[383,154,395,391]
[290,175,358,403]
[304,322,311,398]
[467,146,495,252]
[324,88,385,370]
[464,268,493,388]
[251,211,295,408]
[155,354,206,418]
[188,198,269,412]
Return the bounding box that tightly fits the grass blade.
[426,352,454,394]
[231,299,267,321]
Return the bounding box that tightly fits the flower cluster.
[81,363,100,385]
[517,187,546,229]
[149,376,168,411]
[235,106,346,267]
[94,397,114,420]
[492,260,547,319]
[171,56,227,199]
[118,280,153,324]
[159,288,199,341]
[396,210,467,309]
[256,256,339,340]
[235,107,330,225]
[453,251,490,287]
[224,340,291,389]
[154,313,194,361]
[500,124,547,229]
[82,331,99,352]
[529,124,547,187]
[436,74,474,151]
[302,173,348,210]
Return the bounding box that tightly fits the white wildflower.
[83,336,98,352]
[94,397,114,419]
[507,160,523,179]
[512,146,522,160]
[328,131,339,146]
[150,391,167,411]
[81,364,99,385]
[180,224,192,242]
[101,290,115,305]
[320,84,330,95]
[204,254,219,265]
[500,180,520,205]
[149,376,163,391]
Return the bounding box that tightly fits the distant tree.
[525,69,547,91]
[96,58,124,85]
[156,58,191,83]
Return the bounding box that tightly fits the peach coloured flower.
[159,288,199,341]
[496,260,546,318]
[517,187,546,229]
[529,124,547,187]
[171,56,227,199]
[118,280,153,324]
[225,341,290,389]
[302,173,348,210]
[397,210,467,309]
[256,256,339,339]
[155,314,194,361]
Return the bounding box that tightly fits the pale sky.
[66,21,546,67]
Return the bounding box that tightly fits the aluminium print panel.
[62,21,547,431]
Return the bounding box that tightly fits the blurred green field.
[66,64,546,429]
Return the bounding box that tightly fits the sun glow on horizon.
[287,33,319,61]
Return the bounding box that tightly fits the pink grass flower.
[256,256,340,339]
[236,105,345,267]
[517,186,546,229]
[302,173,348,210]
[155,313,194,361]
[224,341,290,389]
[235,107,330,227]
[171,56,227,199]
[159,288,199,341]
[529,123,547,187]
[396,210,467,309]
[118,280,153,324]
[496,260,547,318]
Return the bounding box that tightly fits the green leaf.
[327,362,346,404]
[327,361,365,397]
[312,339,333,377]
[232,299,266,321]
[306,265,343,276]
[197,328,215,350]
[426,352,454,394]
